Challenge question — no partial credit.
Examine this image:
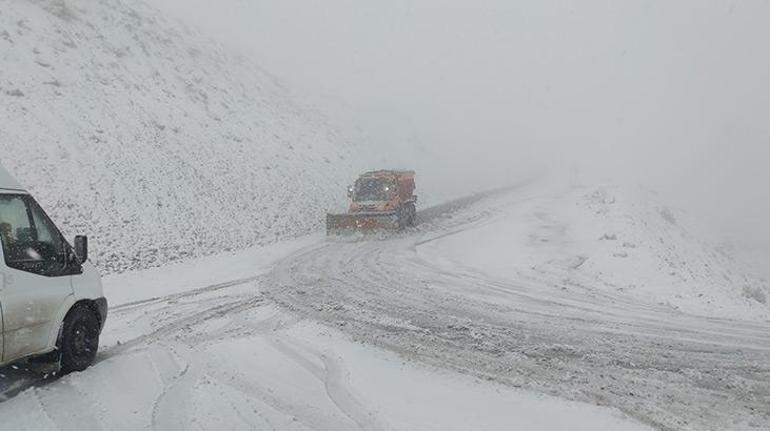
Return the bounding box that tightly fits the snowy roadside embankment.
[0,0,368,274]
[419,183,770,322]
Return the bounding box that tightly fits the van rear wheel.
[59,305,100,374]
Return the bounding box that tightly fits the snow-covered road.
[262,186,770,431]
[1,184,767,430]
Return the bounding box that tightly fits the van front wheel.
[59,305,100,374]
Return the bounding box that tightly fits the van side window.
[0,194,71,277]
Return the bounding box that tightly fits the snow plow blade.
[326,213,399,235]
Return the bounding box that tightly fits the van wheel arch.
[68,300,104,328]
[57,300,104,341]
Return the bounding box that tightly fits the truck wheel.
[406,205,417,227]
[397,207,407,230]
[59,305,100,374]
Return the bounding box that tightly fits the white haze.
[152,0,770,254]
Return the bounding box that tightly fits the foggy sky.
[152,0,770,246]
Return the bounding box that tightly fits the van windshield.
[0,194,69,275]
[353,178,392,202]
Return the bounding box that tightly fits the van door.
[0,194,77,363]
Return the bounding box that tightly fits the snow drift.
[419,183,770,321]
[0,0,365,273]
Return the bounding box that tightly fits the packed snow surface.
[1,183,769,430]
[262,184,770,430]
[0,0,365,274]
[0,210,650,431]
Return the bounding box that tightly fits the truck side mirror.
[74,235,89,263]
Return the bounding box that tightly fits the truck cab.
[0,167,106,373]
[328,170,417,234]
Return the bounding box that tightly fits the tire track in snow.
[34,379,105,431]
[270,337,389,431]
[0,288,264,402]
[102,295,266,359]
[151,360,194,431]
[209,367,357,431]
[110,275,263,313]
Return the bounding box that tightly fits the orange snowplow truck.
[327,170,417,234]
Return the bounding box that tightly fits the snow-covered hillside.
[0,0,366,273]
[419,183,770,321]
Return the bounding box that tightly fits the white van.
[0,167,106,373]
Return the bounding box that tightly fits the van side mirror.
[74,235,89,263]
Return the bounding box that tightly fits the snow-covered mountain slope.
[577,186,769,318]
[0,0,366,273]
[419,183,770,321]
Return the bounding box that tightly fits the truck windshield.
[353,179,392,202]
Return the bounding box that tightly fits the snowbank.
[418,183,770,321]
